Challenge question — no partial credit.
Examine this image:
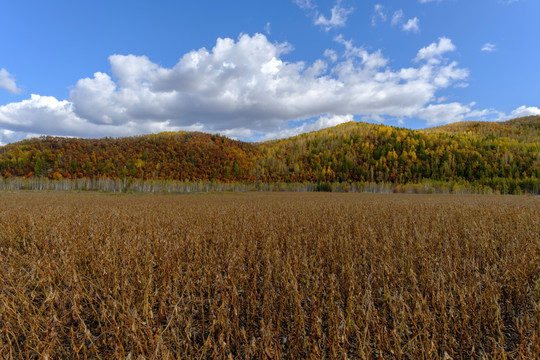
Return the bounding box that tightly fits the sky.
[1,0,539,145]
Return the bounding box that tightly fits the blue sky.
[0,0,539,145]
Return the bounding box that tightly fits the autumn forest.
[0,116,538,194]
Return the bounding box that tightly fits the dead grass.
[0,192,538,359]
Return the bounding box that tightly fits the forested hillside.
[257,117,539,184]
[0,116,538,192]
[0,132,259,181]
[422,116,540,142]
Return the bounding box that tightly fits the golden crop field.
[0,192,539,359]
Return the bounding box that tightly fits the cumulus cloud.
[415,37,456,62]
[415,102,494,126]
[389,10,419,33]
[0,94,178,139]
[508,105,540,118]
[0,34,487,144]
[0,68,22,94]
[417,103,540,126]
[481,42,496,52]
[333,35,389,68]
[260,114,354,141]
[0,129,45,147]
[314,2,353,31]
[402,17,420,33]
[0,129,14,146]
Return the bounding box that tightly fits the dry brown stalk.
[0,192,538,359]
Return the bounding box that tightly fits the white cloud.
[293,0,316,10]
[323,49,338,62]
[0,129,14,146]
[483,105,540,123]
[0,68,22,94]
[333,35,388,68]
[315,2,353,31]
[391,10,404,26]
[390,10,420,34]
[260,114,353,141]
[0,94,177,138]
[0,34,478,143]
[402,17,420,33]
[415,37,456,62]
[371,4,387,26]
[415,102,495,126]
[265,22,271,35]
[481,42,496,52]
[0,129,45,146]
[508,105,540,118]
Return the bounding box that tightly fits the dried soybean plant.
[0,192,538,359]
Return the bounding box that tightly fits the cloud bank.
[0,33,531,145]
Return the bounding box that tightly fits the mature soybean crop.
[0,192,539,359]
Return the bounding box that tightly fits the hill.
[0,117,538,193]
[0,132,259,181]
[257,119,539,185]
[422,116,540,142]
